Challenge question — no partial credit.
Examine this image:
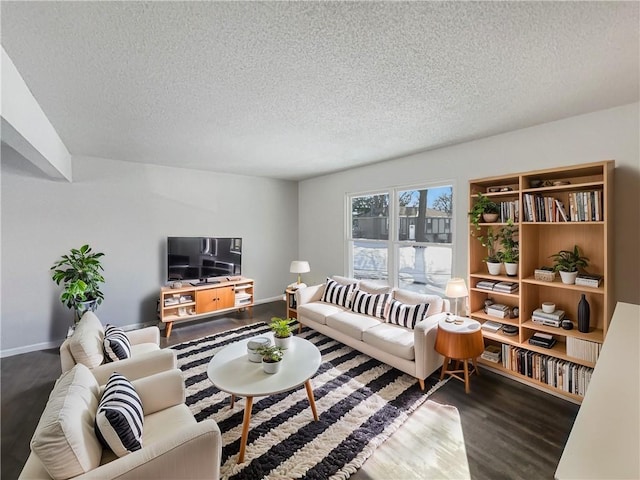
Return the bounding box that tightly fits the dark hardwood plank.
[1,302,578,479]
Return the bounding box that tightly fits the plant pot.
[487,261,502,275]
[262,359,281,374]
[74,299,98,323]
[274,335,292,350]
[482,213,499,223]
[559,271,578,285]
[504,262,518,277]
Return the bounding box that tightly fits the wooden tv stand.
[159,277,254,338]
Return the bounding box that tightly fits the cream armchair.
[19,366,222,480]
[59,312,176,385]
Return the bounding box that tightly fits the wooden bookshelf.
[469,161,614,402]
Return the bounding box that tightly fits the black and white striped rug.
[172,322,449,480]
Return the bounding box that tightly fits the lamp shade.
[289,261,310,274]
[445,278,468,298]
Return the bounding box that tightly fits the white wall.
[299,103,640,305]
[1,149,298,355]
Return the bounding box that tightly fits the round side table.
[434,314,484,394]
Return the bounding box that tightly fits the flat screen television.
[167,237,242,283]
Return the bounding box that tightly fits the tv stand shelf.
[159,277,254,338]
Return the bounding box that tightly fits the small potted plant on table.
[257,345,284,374]
[550,245,589,284]
[269,317,295,349]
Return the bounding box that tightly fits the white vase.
[559,271,578,284]
[262,359,281,374]
[274,335,292,350]
[487,262,502,275]
[504,262,518,277]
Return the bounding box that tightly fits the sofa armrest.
[295,284,324,306]
[131,369,185,414]
[414,312,447,379]
[76,420,222,480]
[91,348,177,385]
[125,326,160,346]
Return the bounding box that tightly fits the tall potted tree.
[51,244,105,324]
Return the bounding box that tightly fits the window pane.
[352,240,388,281]
[398,245,452,295]
[351,193,389,240]
[397,187,452,243]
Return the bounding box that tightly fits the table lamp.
[445,278,468,317]
[289,261,310,289]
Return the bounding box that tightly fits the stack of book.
[476,280,498,291]
[486,304,510,319]
[566,337,601,363]
[532,308,565,327]
[494,281,518,293]
[575,273,603,288]
[481,320,503,333]
[481,345,501,363]
[528,332,557,349]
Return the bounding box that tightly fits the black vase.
[578,294,590,333]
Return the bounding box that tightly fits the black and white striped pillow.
[321,278,356,308]
[103,325,131,362]
[385,300,430,329]
[351,290,389,319]
[95,373,144,457]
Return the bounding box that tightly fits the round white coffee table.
[207,333,321,463]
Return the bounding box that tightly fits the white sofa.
[19,365,222,480]
[296,277,449,390]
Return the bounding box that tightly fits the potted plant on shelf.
[497,219,519,277]
[478,227,502,275]
[269,317,295,349]
[51,244,105,324]
[549,245,589,284]
[257,345,284,374]
[469,193,500,231]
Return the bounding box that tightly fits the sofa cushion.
[385,299,429,329]
[392,290,444,318]
[95,373,144,457]
[69,311,105,369]
[103,325,132,362]
[331,275,359,286]
[322,278,356,308]
[358,280,392,295]
[362,323,415,361]
[297,302,346,325]
[326,311,383,341]
[350,290,389,319]
[30,364,102,480]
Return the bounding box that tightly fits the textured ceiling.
[1,1,638,181]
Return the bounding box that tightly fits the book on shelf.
[481,345,501,363]
[575,273,603,287]
[476,280,498,291]
[528,332,557,349]
[493,281,518,293]
[566,336,601,363]
[487,309,508,319]
[532,308,565,320]
[481,320,503,332]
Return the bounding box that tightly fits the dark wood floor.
[1,302,579,479]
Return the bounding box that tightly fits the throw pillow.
[350,289,389,319]
[321,278,356,308]
[385,299,430,329]
[95,373,144,457]
[103,325,131,362]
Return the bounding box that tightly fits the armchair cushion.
[30,364,102,480]
[103,325,131,362]
[95,373,144,457]
[69,312,105,369]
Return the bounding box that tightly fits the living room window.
[348,184,453,295]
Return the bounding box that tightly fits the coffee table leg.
[238,396,253,464]
[304,380,319,421]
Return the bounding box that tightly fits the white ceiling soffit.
[1,1,638,181]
